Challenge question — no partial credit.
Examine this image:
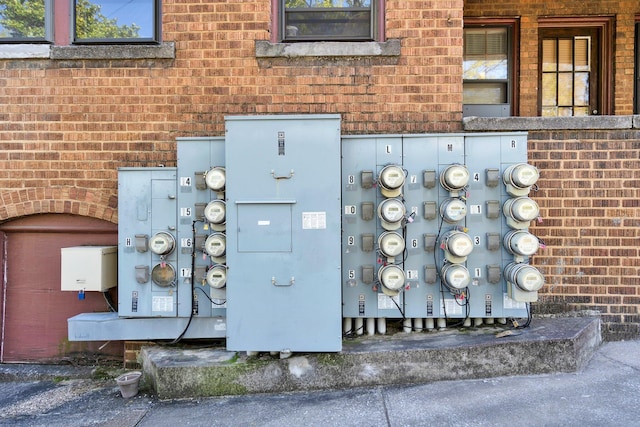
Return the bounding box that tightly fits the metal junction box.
[225,115,343,352]
[61,246,117,292]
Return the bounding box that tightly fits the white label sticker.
[406,270,419,280]
[180,268,191,278]
[344,205,357,215]
[470,205,482,215]
[152,296,174,312]
[378,293,400,310]
[180,177,192,187]
[181,238,192,248]
[302,212,327,229]
[442,299,463,315]
[258,220,270,226]
[180,207,192,217]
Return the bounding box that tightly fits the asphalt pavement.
[1,339,639,427]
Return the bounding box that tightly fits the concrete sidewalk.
[1,328,640,426]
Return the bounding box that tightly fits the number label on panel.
[347,235,355,246]
[410,175,418,184]
[125,237,132,247]
[181,268,191,278]
[180,207,192,217]
[386,145,392,154]
[348,269,356,280]
[511,139,517,149]
[411,238,419,249]
[473,173,480,182]
[181,238,193,248]
[407,270,418,280]
[344,205,357,215]
[474,236,481,246]
[347,175,355,185]
[474,268,482,278]
[470,205,482,215]
[180,177,192,187]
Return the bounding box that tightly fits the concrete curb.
[141,317,601,399]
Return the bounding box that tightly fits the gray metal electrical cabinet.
[225,115,342,352]
[176,137,226,320]
[117,168,178,317]
[464,133,530,320]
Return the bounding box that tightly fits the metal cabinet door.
[225,115,342,352]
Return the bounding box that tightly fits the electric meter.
[504,263,544,292]
[441,263,471,292]
[378,264,405,296]
[206,265,227,289]
[378,165,405,197]
[149,231,176,256]
[204,200,226,225]
[503,163,539,196]
[151,263,176,287]
[503,197,539,229]
[440,230,473,263]
[204,232,226,259]
[440,198,467,223]
[205,167,226,191]
[504,230,540,258]
[440,164,469,192]
[377,198,406,230]
[378,231,405,258]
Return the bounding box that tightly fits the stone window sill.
[0,42,175,60]
[255,39,401,58]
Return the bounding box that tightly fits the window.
[538,17,613,116]
[74,0,159,43]
[281,0,376,42]
[540,31,595,116]
[0,0,53,42]
[463,19,518,117]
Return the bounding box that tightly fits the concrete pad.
[141,317,601,399]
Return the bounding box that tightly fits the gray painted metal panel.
[225,115,342,352]
[176,137,226,318]
[118,168,178,318]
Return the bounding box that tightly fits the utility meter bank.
[67,115,543,354]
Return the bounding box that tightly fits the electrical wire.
[169,219,199,344]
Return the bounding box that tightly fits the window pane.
[558,39,573,71]
[558,73,573,106]
[542,73,557,106]
[574,36,590,71]
[75,0,155,41]
[542,39,557,71]
[284,0,372,40]
[463,82,507,104]
[574,72,589,106]
[463,28,508,80]
[0,0,46,39]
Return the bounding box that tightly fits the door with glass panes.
[540,28,599,116]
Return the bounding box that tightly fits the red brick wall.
[529,129,640,339]
[464,0,640,116]
[0,0,464,224]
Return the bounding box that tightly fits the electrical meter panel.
[176,137,226,319]
[117,168,179,317]
[72,115,543,347]
[225,115,342,353]
[341,132,542,333]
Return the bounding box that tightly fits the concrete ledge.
[463,115,638,131]
[141,317,601,399]
[50,42,175,60]
[255,39,401,58]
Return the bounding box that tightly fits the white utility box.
[61,246,118,291]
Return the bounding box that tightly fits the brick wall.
[528,128,640,340]
[464,0,640,116]
[0,0,464,224]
